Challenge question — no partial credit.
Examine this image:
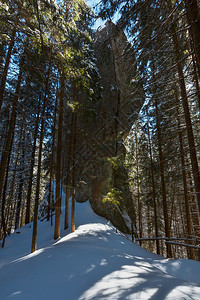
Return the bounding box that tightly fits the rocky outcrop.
[74,21,144,233]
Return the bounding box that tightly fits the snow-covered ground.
[0,195,200,299]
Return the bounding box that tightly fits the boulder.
[73,21,144,233]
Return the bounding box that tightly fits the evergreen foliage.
[1,0,200,261]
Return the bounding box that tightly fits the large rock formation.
[74,21,144,233]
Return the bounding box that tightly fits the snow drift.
[0,197,200,299]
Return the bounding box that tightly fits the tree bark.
[54,70,65,240]
[64,115,74,230]
[147,117,160,255]
[1,130,14,247]
[188,169,200,237]
[0,27,17,111]
[31,49,52,252]
[0,53,25,203]
[171,25,200,214]
[25,99,40,224]
[175,93,194,259]
[184,0,200,77]
[15,140,25,230]
[190,41,200,111]
[154,96,172,258]
[5,119,24,235]
[47,93,58,222]
[151,53,172,257]
[71,112,77,233]
[135,126,142,245]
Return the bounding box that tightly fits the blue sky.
[86,0,121,29]
[86,0,98,9]
[86,0,106,29]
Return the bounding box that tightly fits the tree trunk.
[5,119,24,234]
[0,27,17,111]
[0,53,25,202]
[175,94,194,259]
[184,0,200,77]
[25,99,40,224]
[146,205,153,252]
[154,95,172,258]
[151,53,172,258]
[147,117,160,255]
[1,130,14,247]
[188,169,200,237]
[47,93,58,222]
[15,141,25,230]
[31,49,52,253]
[54,70,65,240]
[171,24,200,214]
[64,115,74,230]
[71,112,77,233]
[135,126,142,244]
[190,41,200,111]
[169,182,176,237]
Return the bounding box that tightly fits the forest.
[0,0,200,265]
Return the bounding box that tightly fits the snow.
[0,195,200,299]
[120,209,133,232]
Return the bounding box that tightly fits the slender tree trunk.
[171,25,200,213]
[191,45,200,111]
[71,112,77,233]
[0,53,25,202]
[154,95,172,258]
[64,115,74,230]
[175,95,194,259]
[169,182,176,237]
[184,0,200,77]
[15,142,25,230]
[188,169,200,237]
[47,93,58,222]
[146,205,153,252]
[5,120,24,234]
[31,107,46,253]
[20,204,26,228]
[54,70,65,240]
[0,28,17,111]
[1,130,14,247]
[188,32,200,111]
[151,54,172,257]
[34,0,44,50]
[147,118,160,255]
[31,49,52,252]
[25,99,40,224]
[150,49,172,256]
[135,127,142,244]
